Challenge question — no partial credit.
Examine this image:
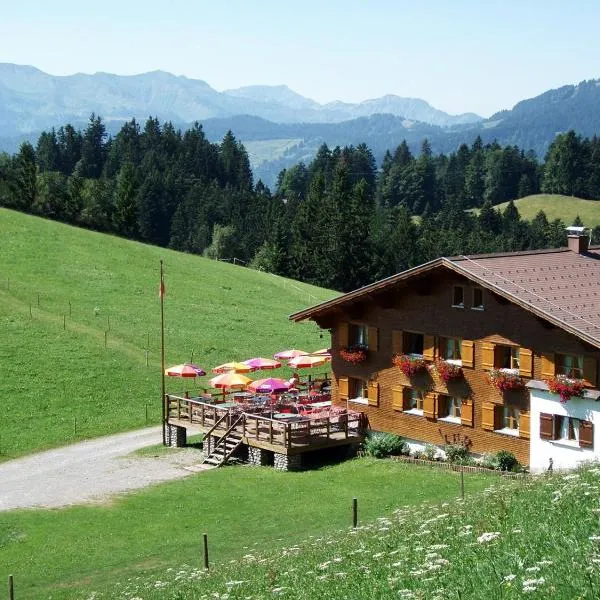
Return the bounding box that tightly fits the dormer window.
[472,287,484,310]
[452,285,464,308]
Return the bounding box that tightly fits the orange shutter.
[338,323,349,348]
[460,398,474,427]
[481,401,496,430]
[368,381,379,407]
[392,385,405,411]
[392,330,403,355]
[423,335,435,361]
[423,392,437,420]
[461,340,474,368]
[519,348,533,378]
[368,327,379,352]
[539,412,553,439]
[541,353,555,379]
[482,342,495,371]
[580,420,594,448]
[338,377,349,401]
[583,356,597,388]
[519,410,530,439]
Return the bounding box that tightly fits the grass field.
[483,194,600,227]
[244,138,303,166]
[0,208,336,459]
[86,464,600,600]
[0,459,496,599]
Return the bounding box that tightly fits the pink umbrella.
[274,349,308,360]
[247,378,290,393]
[243,357,282,371]
[311,348,332,358]
[165,363,206,377]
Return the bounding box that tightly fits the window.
[472,287,484,310]
[407,389,424,414]
[556,354,584,379]
[349,323,368,347]
[495,345,520,370]
[452,285,464,308]
[503,405,520,431]
[439,395,462,421]
[348,377,368,402]
[555,416,580,442]
[440,337,462,361]
[403,331,424,356]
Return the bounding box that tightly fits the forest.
[1,115,599,292]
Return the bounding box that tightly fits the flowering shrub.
[392,354,428,376]
[488,369,525,392]
[339,345,368,364]
[547,375,585,403]
[435,360,464,382]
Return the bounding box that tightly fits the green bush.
[364,432,409,458]
[444,443,470,464]
[479,452,500,470]
[496,449,519,472]
[424,444,438,461]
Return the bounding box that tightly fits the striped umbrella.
[288,355,330,369]
[274,349,308,360]
[212,361,254,374]
[165,363,206,377]
[243,357,282,371]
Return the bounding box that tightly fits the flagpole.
[160,259,166,446]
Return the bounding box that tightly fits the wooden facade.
[304,267,600,466]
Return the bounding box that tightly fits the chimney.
[566,226,589,254]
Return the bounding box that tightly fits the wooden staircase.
[201,416,244,467]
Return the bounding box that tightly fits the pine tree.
[14,142,38,212]
[80,114,107,178]
[113,162,139,237]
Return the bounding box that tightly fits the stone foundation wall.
[165,424,187,447]
[248,446,269,466]
[274,452,302,471]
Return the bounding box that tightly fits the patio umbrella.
[288,355,330,369]
[209,372,252,389]
[212,361,254,374]
[274,349,308,360]
[247,378,290,393]
[243,357,282,371]
[311,348,332,358]
[165,363,206,377]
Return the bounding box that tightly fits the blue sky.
[1,0,599,117]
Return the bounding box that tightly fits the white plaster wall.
[530,389,600,472]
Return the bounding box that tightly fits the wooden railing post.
[255,416,259,440]
[201,404,205,427]
[269,420,273,444]
[287,423,292,449]
[189,400,193,423]
[326,420,330,439]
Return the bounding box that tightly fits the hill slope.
[0,208,336,459]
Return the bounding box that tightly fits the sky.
[1,0,599,117]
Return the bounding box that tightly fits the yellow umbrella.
[288,355,330,369]
[209,372,252,389]
[212,361,253,374]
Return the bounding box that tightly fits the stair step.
[203,457,222,466]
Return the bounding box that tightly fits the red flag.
[159,280,165,298]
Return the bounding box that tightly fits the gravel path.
[0,427,210,511]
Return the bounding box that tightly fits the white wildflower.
[503,574,516,582]
[526,566,541,573]
[477,531,501,544]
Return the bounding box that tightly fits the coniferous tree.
[14,142,38,212]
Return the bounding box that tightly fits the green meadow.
[0,208,336,459]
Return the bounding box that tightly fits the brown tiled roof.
[290,246,600,349]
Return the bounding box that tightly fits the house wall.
[529,389,600,472]
[325,268,600,467]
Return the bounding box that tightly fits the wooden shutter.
[539,412,554,439]
[519,348,533,378]
[541,353,555,379]
[392,330,403,355]
[461,340,474,368]
[338,322,349,348]
[423,392,437,420]
[338,377,349,401]
[368,326,379,352]
[423,335,435,361]
[519,410,530,439]
[461,398,474,427]
[368,381,379,407]
[392,385,405,411]
[583,356,597,388]
[482,342,495,371]
[481,401,496,431]
[580,419,594,448]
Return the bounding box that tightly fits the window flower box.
[488,369,525,392]
[339,345,368,364]
[435,359,464,383]
[547,375,585,403]
[392,354,428,377]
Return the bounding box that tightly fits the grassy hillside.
[0,459,494,599]
[491,194,600,227]
[89,464,600,600]
[0,208,337,459]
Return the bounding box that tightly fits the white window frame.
[348,377,368,404]
[405,389,424,416]
[438,396,462,424]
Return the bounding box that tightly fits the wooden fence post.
[203,533,209,570]
[352,497,358,528]
[104,330,107,348]
[460,470,465,499]
[8,574,14,600]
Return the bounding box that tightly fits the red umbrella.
[243,357,282,371]
[247,378,290,393]
[274,349,308,360]
[165,363,206,377]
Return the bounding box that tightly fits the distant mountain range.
[1,63,600,187]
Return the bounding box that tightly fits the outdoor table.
[232,392,254,402]
[308,400,332,409]
[216,402,238,409]
[273,413,304,422]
